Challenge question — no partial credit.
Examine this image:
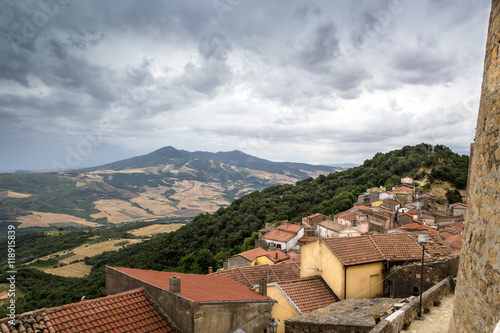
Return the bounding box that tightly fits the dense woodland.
[0,143,469,317]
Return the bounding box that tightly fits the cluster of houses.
[0,180,466,333]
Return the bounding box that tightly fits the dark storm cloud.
[0,0,492,171]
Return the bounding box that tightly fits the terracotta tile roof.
[420,214,435,219]
[111,267,272,303]
[277,277,339,314]
[0,288,175,333]
[401,223,439,236]
[440,232,455,239]
[318,220,350,232]
[0,291,7,298]
[232,247,269,261]
[407,231,455,258]
[450,203,467,209]
[445,235,463,253]
[393,186,413,192]
[262,224,303,242]
[214,263,300,288]
[449,222,465,232]
[382,199,400,206]
[303,213,330,219]
[371,233,422,262]
[298,235,320,244]
[263,250,290,263]
[323,236,385,266]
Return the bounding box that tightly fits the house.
[420,214,436,224]
[257,276,339,333]
[226,247,269,269]
[301,213,333,229]
[393,185,414,204]
[357,209,391,231]
[107,267,275,333]
[406,231,456,258]
[253,250,290,265]
[434,202,447,212]
[261,224,304,251]
[400,222,439,236]
[0,291,7,300]
[398,213,415,226]
[381,198,400,211]
[334,210,369,233]
[449,203,467,217]
[213,262,301,289]
[401,176,414,184]
[379,191,395,200]
[316,220,361,238]
[300,237,385,299]
[0,288,177,332]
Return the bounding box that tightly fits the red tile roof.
[407,231,456,258]
[449,222,465,232]
[440,232,455,239]
[401,223,439,236]
[393,186,413,192]
[232,248,269,261]
[111,267,272,303]
[0,288,175,333]
[323,236,385,266]
[445,235,463,253]
[318,220,350,232]
[382,199,400,206]
[370,233,422,262]
[264,250,290,263]
[213,263,301,288]
[262,224,303,242]
[277,277,339,314]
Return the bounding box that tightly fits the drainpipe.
[344,266,348,299]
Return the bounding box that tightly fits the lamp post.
[268,318,279,333]
[418,234,429,317]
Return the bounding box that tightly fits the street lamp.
[268,318,280,333]
[418,234,429,317]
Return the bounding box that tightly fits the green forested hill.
[0,143,469,316]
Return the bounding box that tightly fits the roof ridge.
[237,267,253,287]
[268,265,279,282]
[44,288,145,313]
[368,235,385,259]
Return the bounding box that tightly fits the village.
[0,178,466,333]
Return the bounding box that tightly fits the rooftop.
[262,224,303,242]
[371,233,423,262]
[0,288,175,333]
[286,298,404,329]
[277,277,339,314]
[323,236,385,266]
[231,247,269,261]
[318,220,351,232]
[111,267,272,303]
[263,250,289,263]
[214,263,301,288]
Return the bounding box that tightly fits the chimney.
[275,252,278,260]
[208,266,213,274]
[259,278,267,296]
[169,276,181,294]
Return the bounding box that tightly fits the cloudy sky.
[0,0,492,172]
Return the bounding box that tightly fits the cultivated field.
[91,199,158,223]
[128,223,184,237]
[16,212,101,228]
[40,238,142,264]
[44,262,93,278]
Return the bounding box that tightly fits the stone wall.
[449,0,500,332]
[386,256,459,298]
[370,278,453,333]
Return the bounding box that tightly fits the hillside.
[0,146,342,231]
[0,143,469,316]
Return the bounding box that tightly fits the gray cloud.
[0,0,492,171]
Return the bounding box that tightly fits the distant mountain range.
[0,146,344,229]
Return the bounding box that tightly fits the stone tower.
[449,0,500,332]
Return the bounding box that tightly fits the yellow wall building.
[300,237,385,299]
[256,277,339,333]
